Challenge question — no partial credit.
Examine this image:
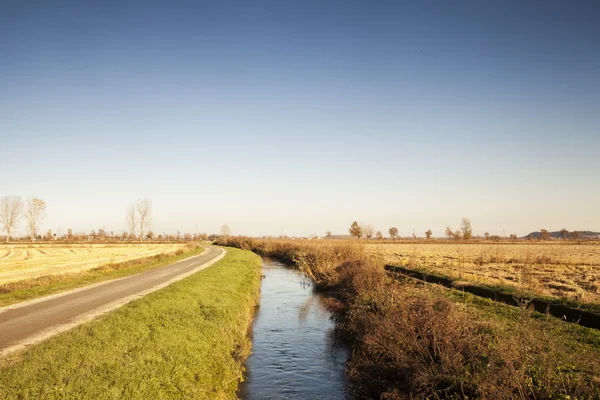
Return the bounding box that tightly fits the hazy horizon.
[2,1,599,237]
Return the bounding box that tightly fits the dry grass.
[365,242,600,305]
[0,244,185,284]
[215,237,600,399]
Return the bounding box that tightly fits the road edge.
[0,247,209,314]
[0,247,226,359]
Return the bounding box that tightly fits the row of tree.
[347,218,474,240]
[125,199,152,241]
[538,228,582,240]
[0,196,47,242]
[0,195,224,243]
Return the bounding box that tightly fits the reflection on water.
[239,258,353,399]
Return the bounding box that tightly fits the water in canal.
[239,258,353,399]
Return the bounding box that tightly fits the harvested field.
[0,244,185,284]
[367,242,600,304]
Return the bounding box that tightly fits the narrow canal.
[239,258,354,399]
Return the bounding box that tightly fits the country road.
[0,246,225,357]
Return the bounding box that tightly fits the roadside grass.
[0,242,203,307]
[0,247,262,399]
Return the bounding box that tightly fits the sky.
[1,0,599,238]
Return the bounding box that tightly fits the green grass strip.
[0,245,207,308]
[0,247,262,399]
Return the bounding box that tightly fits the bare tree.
[361,224,374,240]
[388,227,398,241]
[461,218,473,240]
[126,204,138,239]
[375,231,383,240]
[445,226,454,240]
[220,224,232,237]
[540,229,550,241]
[25,198,47,241]
[349,221,362,239]
[560,228,569,240]
[136,199,152,241]
[425,230,432,240]
[572,231,580,240]
[325,230,332,238]
[0,196,23,242]
[484,232,490,240]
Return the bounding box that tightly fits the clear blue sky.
[1,0,599,237]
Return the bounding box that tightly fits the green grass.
[0,247,262,399]
[0,245,206,308]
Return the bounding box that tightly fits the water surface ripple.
[239,258,353,399]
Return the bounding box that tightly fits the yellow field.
[366,242,600,304]
[0,244,185,284]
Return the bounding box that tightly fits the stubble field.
[367,241,600,304]
[0,244,185,284]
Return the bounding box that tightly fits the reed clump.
[215,236,600,399]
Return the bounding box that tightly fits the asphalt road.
[0,246,225,357]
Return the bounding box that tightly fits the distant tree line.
[0,195,211,243]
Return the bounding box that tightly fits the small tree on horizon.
[349,221,362,239]
[220,224,232,237]
[388,227,398,241]
[362,224,375,240]
[126,204,138,240]
[25,198,46,241]
[325,230,332,238]
[484,232,490,240]
[425,229,432,240]
[0,196,24,243]
[560,228,569,240]
[136,198,152,242]
[445,226,454,240]
[540,229,550,240]
[375,231,383,240]
[461,218,473,240]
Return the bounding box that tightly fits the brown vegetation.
[369,242,600,305]
[215,236,600,399]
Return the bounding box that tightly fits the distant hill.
[524,230,600,240]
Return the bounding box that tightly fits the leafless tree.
[220,224,231,237]
[25,198,46,241]
[361,224,375,240]
[0,196,23,242]
[136,199,152,241]
[375,231,383,240]
[325,230,332,238]
[126,204,138,239]
[461,218,473,240]
[445,226,454,240]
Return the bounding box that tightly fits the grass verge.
[0,247,262,399]
[0,243,203,308]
